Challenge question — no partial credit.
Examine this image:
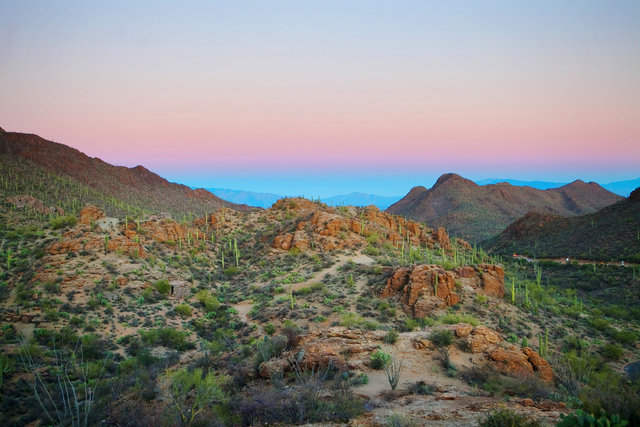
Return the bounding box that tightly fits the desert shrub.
[175,304,192,318]
[438,313,479,326]
[557,410,629,427]
[429,329,454,347]
[385,413,419,427]
[479,408,542,427]
[140,328,193,351]
[383,329,399,344]
[264,323,276,335]
[579,369,640,424]
[551,353,593,397]
[370,350,391,370]
[601,343,624,360]
[195,290,220,313]
[50,215,78,229]
[153,279,171,296]
[407,380,436,395]
[610,329,638,345]
[255,335,288,366]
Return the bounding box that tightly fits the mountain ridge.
[0,127,250,218]
[386,173,622,242]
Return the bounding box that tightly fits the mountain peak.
[432,173,476,189]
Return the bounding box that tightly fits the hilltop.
[0,127,248,219]
[484,188,640,262]
[386,173,622,242]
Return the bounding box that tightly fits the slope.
[483,187,640,262]
[0,127,248,218]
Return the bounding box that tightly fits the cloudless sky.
[1,1,639,197]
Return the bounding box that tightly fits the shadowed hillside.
[0,127,249,219]
[386,173,622,242]
[484,188,640,262]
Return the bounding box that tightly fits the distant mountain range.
[0,127,249,218]
[205,188,402,210]
[477,177,640,197]
[386,173,623,243]
[483,187,640,261]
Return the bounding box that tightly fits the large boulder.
[379,264,460,317]
[79,205,105,225]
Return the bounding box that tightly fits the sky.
[1,1,639,197]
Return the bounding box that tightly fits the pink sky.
[1,1,639,192]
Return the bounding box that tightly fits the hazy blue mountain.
[204,188,401,210]
[205,188,282,208]
[477,178,640,197]
[602,178,640,197]
[320,192,401,210]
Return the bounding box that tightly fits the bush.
[558,410,629,427]
[175,304,192,318]
[153,279,171,296]
[195,290,220,313]
[407,380,436,395]
[50,215,78,229]
[383,329,399,344]
[601,343,624,360]
[264,323,276,335]
[370,350,391,370]
[429,329,454,347]
[438,313,479,326]
[140,328,193,351]
[479,409,542,427]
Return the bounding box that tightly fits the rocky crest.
[379,263,505,317]
[271,198,461,253]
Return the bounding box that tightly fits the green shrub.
[601,343,624,360]
[370,350,391,370]
[479,409,542,427]
[50,215,78,229]
[429,329,454,347]
[153,279,171,296]
[383,329,399,344]
[264,323,276,335]
[175,304,192,318]
[558,410,629,427]
[195,290,220,313]
[438,313,479,326]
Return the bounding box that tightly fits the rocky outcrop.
[467,325,503,353]
[434,227,451,250]
[6,195,64,216]
[477,264,505,298]
[79,205,105,225]
[379,264,460,318]
[141,219,189,243]
[48,231,146,258]
[523,347,554,382]
[461,325,554,382]
[259,327,385,378]
[270,199,464,253]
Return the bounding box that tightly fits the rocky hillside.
[1,191,639,425]
[386,173,622,242]
[484,188,640,262]
[0,126,249,219]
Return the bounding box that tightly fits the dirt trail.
[292,252,374,291]
[231,252,375,333]
[513,255,636,267]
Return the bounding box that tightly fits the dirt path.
[291,252,374,291]
[513,255,636,267]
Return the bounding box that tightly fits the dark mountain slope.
[0,127,249,218]
[386,173,622,242]
[483,188,640,262]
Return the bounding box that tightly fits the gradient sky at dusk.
[1,1,639,197]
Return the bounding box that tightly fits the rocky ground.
[1,196,638,426]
